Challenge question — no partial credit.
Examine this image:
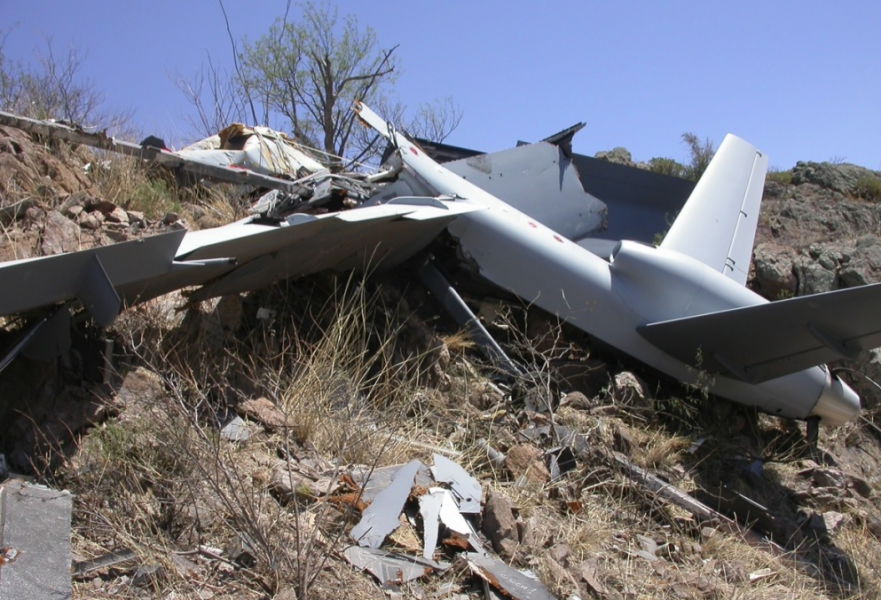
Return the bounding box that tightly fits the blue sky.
[3,1,879,170]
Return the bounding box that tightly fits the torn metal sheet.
[344,545,448,585]
[417,261,522,378]
[431,454,482,513]
[466,552,557,600]
[351,460,422,548]
[419,487,477,560]
[418,489,443,560]
[349,462,433,504]
[443,141,607,241]
[0,230,185,318]
[180,123,325,178]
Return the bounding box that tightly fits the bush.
[854,176,881,202]
[681,133,715,181]
[648,157,685,178]
[766,169,793,185]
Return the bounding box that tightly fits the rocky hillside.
[1,127,881,600]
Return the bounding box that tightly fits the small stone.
[105,206,129,224]
[482,489,519,559]
[813,468,847,489]
[505,444,550,484]
[846,474,873,498]
[78,211,103,229]
[613,372,651,409]
[41,210,80,255]
[237,397,292,432]
[821,511,847,534]
[220,416,251,442]
[561,391,594,410]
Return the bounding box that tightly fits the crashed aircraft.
[0,104,878,427]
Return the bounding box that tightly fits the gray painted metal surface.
[351,460,422,548]
[0,480,72,599]
[355,102,860,427]
[443,141,607,241]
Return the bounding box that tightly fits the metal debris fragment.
[352,462,433,504]
[351,460,423,548]
[420,488,480,560]
[344,545,448,585]
[431,454,482,513]
[466,552,557,600]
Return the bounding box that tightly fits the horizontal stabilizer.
[638,282,881,383]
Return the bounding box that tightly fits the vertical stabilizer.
[660,134,768,285]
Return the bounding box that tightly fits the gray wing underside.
[0,201,474,324]
[638,282,881,383]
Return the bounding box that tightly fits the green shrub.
[854,176,881,202]
[681,133,715,181]
[648,157,685,178]
[766,169,793,185]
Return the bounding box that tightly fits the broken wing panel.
[0,231,186,319]
[660,134,768,286]
[638,282,881,383]
[442,142,607,240]
[186,201,479,301]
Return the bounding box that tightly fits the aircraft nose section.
[811,372,861,427]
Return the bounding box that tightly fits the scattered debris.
[219,415,251,442]
[344,545,449,585]
[72,548,138,578]
[431,454,482,513]
[352,460,423,548]
[467,552,557,600]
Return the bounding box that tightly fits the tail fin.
[660,134,768,286]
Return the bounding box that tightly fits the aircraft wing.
[638,282,881,383]
[183,198,479,300]
[0,199,479,326]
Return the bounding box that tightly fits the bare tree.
[172,55,250,138]
[0,35,130,134]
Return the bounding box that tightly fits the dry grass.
[62,275,448,598]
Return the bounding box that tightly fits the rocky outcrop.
[791,161,881,196]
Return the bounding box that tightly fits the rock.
[791,161,880,195]
[105,206,129,224]
[612,371,651,410]
[795,256,837,295]
[220,416,251,442]
[237,397,292,432]
[561,391,594,410]
[813,468,847,489]
[821,511,848,535]
[163,212,180,224]
[595,147,635,167]
[482,490,519,559]
[115,367,166,416]
[752,243,797,299]
[846,474,873,498]
[505,444,550,485]
[40,210,80,255]
[77,211,103,229]
[548,542,571,566]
